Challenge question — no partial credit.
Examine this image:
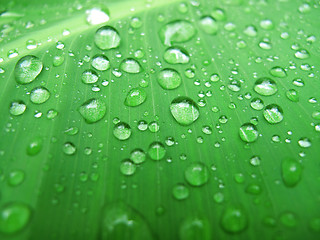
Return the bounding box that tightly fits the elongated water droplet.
[159,20,196,46]
[113,122,131,140]
[254,77,277,96]
[124,87,146,107]
[92,55,110,71]
[270,67,286,78]
[30,87,50,104]
[294,49,310,59]
[220,206,248,233]
[164,47,190,64]
[95,26,120,50]
[298,137,311,148]
[239,123,258,143]
[120,58,141,73]
[15,55,43,84]
[281,158,302,187]
[199,16,218,35]
[185,162,209,187]
[82,70,98,84]
[0,203,31,234]
[9,101,26,116]
[170,97,200,126]
[157,69,182,90]
[79,98,106,123]
[263,104,284,124]
[148,142,166,160]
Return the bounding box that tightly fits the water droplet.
[148,121,160,133]
[294,49,310,59]
[250,98,264,111]
[309,218,320,232]
[211,8,226,21]
[263,104,284,124]
[0,203,31,234]
[124,87,146,107]
[26,137,43,156]
[254,77,277,96]
[179,217,211,240]
[202,125,212,135]
[270,67,287,78]
[298,137,311,148]
[137,120,148,131]
[30,87,50,104]
[213,192,224,203]
[130,149,146,164]
[63,142,76,155]
[259,39,272,50]
[46,109,58,119]
[64,127,79,136]
[239,123,259,143]
[260,19,273,30]
[170,97,200,126]
[281,158,302,187]
[148,142,166,160]
[250,156,261,166]
[172,184,189,200]
[9,101,26,116]
[185,162,209,187]
[120,58,141,74]
[199,16,218,35]
[82,70,98,84]
[244,25,257,37]
[15,55,43,84]
[53,55,65,67]
[159,20,196,46]
[157,69,182,90]
[280,212,297,228]
[130,17,142,29]
[220,206,248,233]
[86,6,109,25]
[286,89,299,102]
[113,122,131,140]
[245,183,262,195]
[94,26,120,50]
[164,47,190,64]
[120,159,136,176]
[8,170,25,186]
[292,78,304,87]
[92,55,110,71]
[79,98,106,123]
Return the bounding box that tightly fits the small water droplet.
[250,98,264,111]
[15,55,43,84]
[120,159,136,176]
[263,104,284,124]
[298,137,311,148]
[53,55,65,67]
[164,47,190,64]
[79,98,106,123]
[281,158,302,187]
[94,26,120,50]
[185,162,209,187]
[244,25,257,37]
[220,206,248,233]
[130,149,146,164]
[63,142,76,155]
[9,101,26,116]
[148,142,166,160]
[113,122,131,140]
[172,184,189,200]
[239,123,259,143]
[8,170,25,186]
[26,137,43,156]
[124,87,146,107]
[253,77,277,96]
[157,69,182,90]
[30,87,50,104]
[270,66,287,78]
[286,89,299,102]
[199,16,218,35]
[170,97,200,126]
[92,55,110,71]
[120,58,142,74]
[82,70,98,84]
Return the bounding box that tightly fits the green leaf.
[0,0,320,239]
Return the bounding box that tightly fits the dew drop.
[130,149,146,164]
[79,98,106,123]
[250,98,264,110]
[124,87,146,107]
[120,159,136,176]
[26,137,43,156]
[294,49,310,59]
[239,123,259,143]
[113,122,131,140]
[81,70,98,84]
[92,55,110,71]
[270,67,287,78]
[86,7,109,25]
[199,16,218,35]
[53,55,65,67]
[94,26,120,50]
[170,97,200,126]
[120,58,141,74]
[244,25,257,37]
[172,184,189,200]
[254,77,277,96]
[157,69,182,90]
[159,20,196,46]
[148,142,166,160]
[220,206,248,233]
[298,137,311,148]
[179,217,211,240]
[63,142,76,155]
[286,89,299,102]
[8,170,25,186]
[185,162,209,187]
[15,55,43,84]
[281,158,302,187]
[164,47,190,64]
[9,101,26,116]
[263,104,284,124]
[30,87,50,104]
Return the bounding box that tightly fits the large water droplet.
[281,158,302,187]
[294,49,310,59]
[30,87,50,104]
[82,70,98,84]
[164,47,190,64]
[0,203,31,234]
[148,142,166,160]
[15,55,43,84]
[199,16,218,35]
[253,77,277,96]
[79,98,106,123]
[263,104,284,124]
[170,97,200,126]
[159,20,196,46]
[157,69,182,90]
[92,55,110,71]
[113,122,131,140]
[120,159,136,176]
[124,87,146,107]
[220,206,248,233]
[239,123,259,143]
[185,162,209,187]
[120,58,141,74]
[95,26,120,50]
[9,101,26,116]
